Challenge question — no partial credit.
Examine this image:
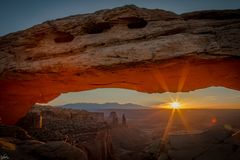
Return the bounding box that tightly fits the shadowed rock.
[0,137,88,160]
[157,126,240,160]
[16,105,114,160]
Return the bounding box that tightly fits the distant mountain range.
[58,103,150,111]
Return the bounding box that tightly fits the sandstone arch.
[0,5,240,124]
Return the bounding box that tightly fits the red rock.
[0,5,240,124]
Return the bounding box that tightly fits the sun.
[170,101,181,109]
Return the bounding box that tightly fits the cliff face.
[0,5,240,124]
[16,105,114,160]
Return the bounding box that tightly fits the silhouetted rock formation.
[1,5,240,124]
[122,114,127,127]
[107,112,128,128]
[107,112,119,128]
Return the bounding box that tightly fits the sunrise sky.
[47,87,240,109]
[1,0,240,108]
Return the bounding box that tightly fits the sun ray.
[177,62,190,92]
[176,109,191,133]
[152,65,192,144]
[162,109,175,142]
[151,69,169,92]
[176,62,190,102]
[161,99,192,142]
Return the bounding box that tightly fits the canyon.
[0,5,240,124]
[15,105,114,160]
[0,105,153,160]
[1,105,240,160]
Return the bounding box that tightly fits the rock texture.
[0,137,88,160]
[0,5,240,124]
[157,126,240,160]
[111,127,152,160]
[16,105,114,160]
[0,125,88,160]
[17,105,104,129]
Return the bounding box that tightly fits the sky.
[48,87,240,109]
[1,0,240,108]
[1,0,240,36]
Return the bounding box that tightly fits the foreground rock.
[16,105,114,160]
[31,141,88,160]
[0,125,31,140]
[157,126,240,160]
[0,138,88,160]
[0,5,240,124]
[111,127,152,160]
[0,125,88,160]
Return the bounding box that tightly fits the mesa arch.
[0,5,240,124]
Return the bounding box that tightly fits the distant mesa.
[59,103,150,111]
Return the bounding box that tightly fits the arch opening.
[46,87,240,110]
[37,86,240,136]
[17,87,240,160]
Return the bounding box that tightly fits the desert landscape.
[0,104,240,160]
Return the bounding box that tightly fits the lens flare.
[170,101,181,109]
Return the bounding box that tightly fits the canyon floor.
[0,106,240,160]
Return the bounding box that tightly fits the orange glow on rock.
[0,57,240,124]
